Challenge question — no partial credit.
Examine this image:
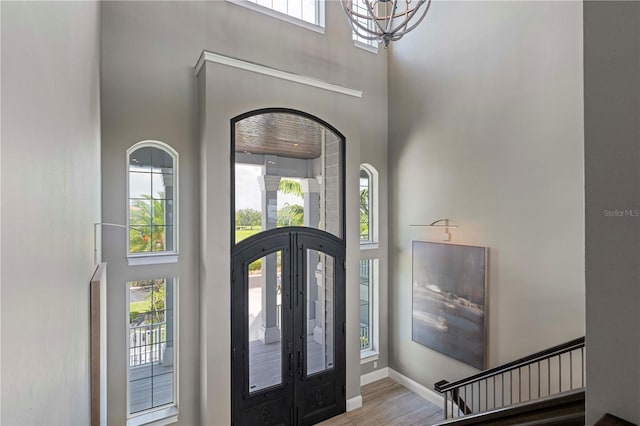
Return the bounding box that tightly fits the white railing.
[129,322,166,367]
[360,323,370,350]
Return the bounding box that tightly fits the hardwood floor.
[318,378,444,426]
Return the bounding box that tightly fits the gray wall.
[1,2,101,424]
[100,1,388,424]
[388,1,585,387]
[584,2,640,424]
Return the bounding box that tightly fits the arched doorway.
[230,109,346,425]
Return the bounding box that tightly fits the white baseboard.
[360,367,389,386]
[388,368,444,408]
[346,395,362,412]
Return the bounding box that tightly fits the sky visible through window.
[235,164,302,211]
[249,0,318,25]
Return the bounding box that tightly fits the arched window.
[360,164,377,244]
[127,141,178,261]
[359,164,379,359]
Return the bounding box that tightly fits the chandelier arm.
[352,23,384,40]
[340,0,384,37]
[384,0,398,33]
[344,10,385,39]
[340,0,375,21]
[387,0,430,35]
[363,0,389,35]
[345,14,384,40]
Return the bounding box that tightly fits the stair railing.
[434,337,585,421]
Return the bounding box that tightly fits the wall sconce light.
[410,218,458,241]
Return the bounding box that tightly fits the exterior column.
[257,174,281,344]
[162,279,174,365]
[301,178,321,335]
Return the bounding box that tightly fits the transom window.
[351,0,377,48]
[127,142,178,259]
[231,0,324,30]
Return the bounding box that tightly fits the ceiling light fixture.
[340,0,432,48]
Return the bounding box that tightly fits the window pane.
[152,372,174,407]
[130,172,151,199]
[360,169,370,241]
[360,260,371,351]
[151,199,173,226]
[128,279,176,415]
[288,0,302,19]
[234,112,343,242]
[129,378,152,413]
[129,147,153,170]
[152,173,173,200]
[248,252,283,393]
[302,0,315,24]
[128,144,176,255]
[272,0,287,14]
[151,148,173,173]
[307,250,334,376]
[130,200,151,226]
[151,225,173,252]
[246,0,320,25]
[130,226,152,253]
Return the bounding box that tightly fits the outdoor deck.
[129,337,326,413]
[249,337,326,392]
[130,362,174,414]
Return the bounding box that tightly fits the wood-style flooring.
[318,378,444,426]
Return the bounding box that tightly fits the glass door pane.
[248,251,283,393]
[306,249,334,376]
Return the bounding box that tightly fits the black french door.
[231,227,346,426]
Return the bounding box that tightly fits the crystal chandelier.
[340,0,432,48]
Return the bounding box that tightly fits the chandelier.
[340,0,432,48]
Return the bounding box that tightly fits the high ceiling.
[235,112,325,160]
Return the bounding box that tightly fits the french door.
[231,227,346,425]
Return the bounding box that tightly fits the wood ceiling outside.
[235,113,324,160]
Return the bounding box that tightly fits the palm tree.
[360,188,370,239]
[129,192,168,252]
[278,178,302,196]
[278,179,304,226]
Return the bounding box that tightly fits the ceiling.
[234,112,325,160]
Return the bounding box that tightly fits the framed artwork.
[412,241,488,370]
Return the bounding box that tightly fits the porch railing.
[360,324,370,350]
[129,322,166,367]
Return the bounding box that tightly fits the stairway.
[433,337,586,425]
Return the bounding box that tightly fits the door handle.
[297,351,303,376]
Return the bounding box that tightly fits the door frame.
[230,227,346,425]
[230,108,347,425]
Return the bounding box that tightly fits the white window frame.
[359,258,379,362]
[227,0,325,34]
[350,0,379,52]
[359,164,379,362]
[360,164,378,247]
[126,141,179,266]
[126,278,179,426]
